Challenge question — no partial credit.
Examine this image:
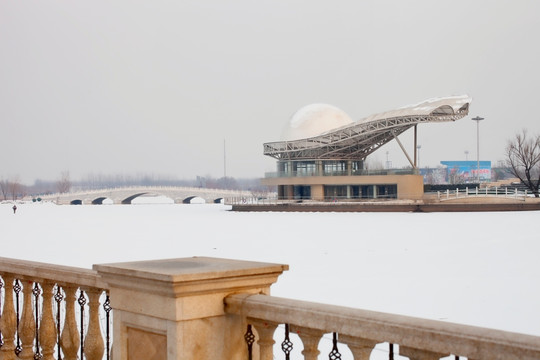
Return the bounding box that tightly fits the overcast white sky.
[2,1,539,184]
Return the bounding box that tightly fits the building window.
[293,185,311,199]
[324,185,347,199]
[295,161,316,176]
[323,161,347,175]
[323,184,397,199]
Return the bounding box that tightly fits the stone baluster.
[399,346,446,360]
[39,282,57,360]
[339,335,376,360]
[0,275,17,360]
[250,319,277,360]
[83,289,104,360]
[60,287,80,360]
[18,281,36,360]
[291,326,323,360]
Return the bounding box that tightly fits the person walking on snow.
[12,205,17,214]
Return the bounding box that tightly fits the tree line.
[0,172,273,201]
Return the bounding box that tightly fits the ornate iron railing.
[225,293,540,360]
[0,257,111,360]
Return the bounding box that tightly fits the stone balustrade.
[2,256,540,360]
[225,293,540,360]
[0,257,111,360]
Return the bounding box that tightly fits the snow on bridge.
[39,186,252,205]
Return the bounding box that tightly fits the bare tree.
[56,171,72,193]
[0,178,9,200]
[7,177,23,200]
[505,130,540,197]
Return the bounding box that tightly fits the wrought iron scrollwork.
[54,285,64,360]
[78,289,87,360]
[33,282,42,360]
[281,324,293,360]
[244,324,255,360]
[0,276,3,349]
[104,294,112,360]
[14,279,22,356]
[328,332,341,360]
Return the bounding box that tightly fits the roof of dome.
[281,103,354,141]
[265,95,472,161]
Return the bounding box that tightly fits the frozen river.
[2,202,540,345]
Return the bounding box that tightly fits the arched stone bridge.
[39,186,252,205]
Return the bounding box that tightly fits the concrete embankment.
[232,202,540,212]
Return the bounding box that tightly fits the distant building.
[440,160,492,183]
[261,96,471,200]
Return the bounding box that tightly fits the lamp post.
[416,145,421,168]
[471,116,484,183]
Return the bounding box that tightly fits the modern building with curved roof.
[262,95,471,200]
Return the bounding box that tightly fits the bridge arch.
[121,193,149,204]
[183,196,206,204]
[70,199,83,205]
[214,198,224,204]
[92,197,113,205]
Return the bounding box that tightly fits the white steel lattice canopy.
[263,95,471,160]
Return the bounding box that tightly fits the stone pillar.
[339,335,376,360]
[94,257,288,360]
[39,282,58,360]
[18,281,36,360]
[291,326,323,360]
[0,275,17,360]
[84,289,105,360]
[250,319,277,360]
[60,286,81,360]
[311,185,324,201]
[285,185,294,200]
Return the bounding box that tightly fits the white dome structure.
[281,104,354,141]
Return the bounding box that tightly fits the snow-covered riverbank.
[2,202,539,339]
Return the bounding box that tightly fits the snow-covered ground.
[2,202,539,357]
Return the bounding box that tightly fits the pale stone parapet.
[0,257,110,360]
[4,255,540,360]
[93,256,288,360]
[225,293,540,360]
[0,257,106,290]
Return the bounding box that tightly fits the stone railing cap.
[0,256,105,289]
[93,256,289,283]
